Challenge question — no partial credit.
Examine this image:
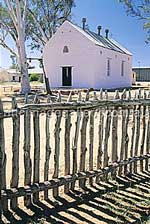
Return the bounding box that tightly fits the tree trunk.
[18,30,30,94]
[19,57,31,94]
[16,0,31,94]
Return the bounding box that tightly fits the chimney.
[105,29,109,39]
[82,18,86,30]
[97,26,102,36]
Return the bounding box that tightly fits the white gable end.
[43,20,132,89]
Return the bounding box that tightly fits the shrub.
[29,73,40,82]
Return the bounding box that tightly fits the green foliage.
[119,0,150,43]
[9,55,19,69]
[29,73,40,82]
[26,0,75,50]
[0,0,75,52]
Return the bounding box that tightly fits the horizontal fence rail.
[0,89,150,215]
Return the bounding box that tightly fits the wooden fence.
[0,89,150,216]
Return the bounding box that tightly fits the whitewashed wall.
[43,21,132,89]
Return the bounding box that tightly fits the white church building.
[43,19,132,89]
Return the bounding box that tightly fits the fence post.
[24,94,32,207]
[33,95,40,203]
[0,99,8,212]
[145,91,150,171]
[10,97,20,210]
[118,90,127,175]
[79,110,89,188]
[129,93,136,174]
[124,91,131,175]
[88,91,97,184]
[44,98,51,200]
[64,93,72,193]
[71,92,81,190]
[53,110,62,197]
[96,89,104,183]
[134,90,141,173]
[103,111,111,168]
[111,90,119,178]
[89,109,95,185]
[140,91,147,172]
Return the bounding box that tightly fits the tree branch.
[0,19,18,42]
[40,0,52,38]
[23,0,27,23]
[31,30,46,46]
[5,0,18,31]
[0,38,18,57]
[27,8,49,43]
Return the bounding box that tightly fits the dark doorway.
[62,67,72,86]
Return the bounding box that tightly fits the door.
[62,67,72,86]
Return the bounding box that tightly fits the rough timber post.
[102,90,111,181]
[79,110,89,188]
[103,110,111,168]
[71,92,81,190]
[89,109,95,185]
[124,92,131,175]
[111,90,119,178]
[140,91,146,172]
[53,110,62,197]
[118,90,127,175]
[134,90,141,173]
[33,95,40,203]
[129,93,136,173]
[44,98,51,200]
[10,97,20,210]
[24,94,32,206]
[64,92,72,193]
[103,89,111,170]
[0,99,7,212]
[96,89,104,183]
[145,91,150,171]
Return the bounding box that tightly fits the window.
[12,76,15,81]
[121,61,125,76]
[106,58,111,76]
[63,46,69,53]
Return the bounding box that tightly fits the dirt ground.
[0,82,150,223]
[1,172,150,223]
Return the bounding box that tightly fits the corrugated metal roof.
[85,30,132,55]
[70,21,132,56]
[133,67,150,69]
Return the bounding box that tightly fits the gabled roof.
[67,21,132,56]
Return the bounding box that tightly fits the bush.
[29,73,40,82]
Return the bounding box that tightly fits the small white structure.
[0,68,21,82]
[43,19,132,89]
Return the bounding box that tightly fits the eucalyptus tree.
[0,0,74,94]
[119,0,150,43]
[0,0,31,94]
[27,0,75,51]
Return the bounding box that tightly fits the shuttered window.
[121,61,125,76]
[107,58,111,76]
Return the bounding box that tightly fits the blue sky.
[0,0,150,68]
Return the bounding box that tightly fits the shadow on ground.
[1,171,150,224]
